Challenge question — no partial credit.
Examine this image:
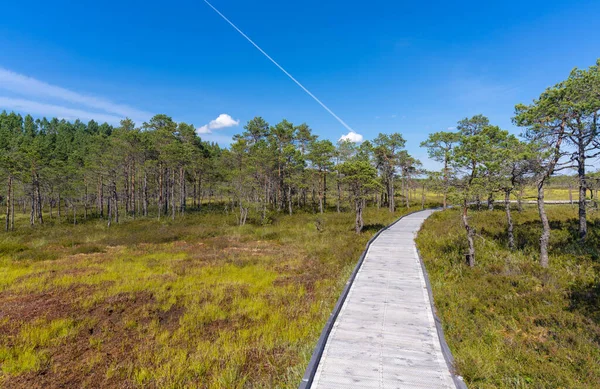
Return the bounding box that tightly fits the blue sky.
[1,0,599,169]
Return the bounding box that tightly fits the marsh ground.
[417,205,600,388]
[0,205,420,388]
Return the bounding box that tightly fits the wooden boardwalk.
[303,210,463,389]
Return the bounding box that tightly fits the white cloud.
[339,131,364,143]
[197,113,240,134]
[447,126,456,131]
[0,68,152,121]
[0,97,124,124]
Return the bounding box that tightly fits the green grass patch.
[0,204,430,387]
[417,206,600,388]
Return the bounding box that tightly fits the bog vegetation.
[417,206,600,388]
[0,205,426,387]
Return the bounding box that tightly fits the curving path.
[300,210,465,389]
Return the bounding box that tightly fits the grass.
[0,203,428,388]
[416,205,600,389]
[519,188,591,202]
[417,185,580,205]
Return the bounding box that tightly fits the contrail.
[203,0,356,133]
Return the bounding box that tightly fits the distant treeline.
[0,113,422,233]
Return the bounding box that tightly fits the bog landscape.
[1,1,600,388]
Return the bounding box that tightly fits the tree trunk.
[517,187,523,212]
[143,170,148,217]
[84,182,88,220]
[336,172,341,213]
[124,164,129,215]
[355,199,364,234]
[487,193,494,211]
[401,178,405,207]
[389,175,395,212]
[443,158,448,210]
[83,180,88,220]
[5,176,11,232]
[98,176,104,218]
[112,181,119,224]
[537,181,550,268]
[34,175,42,225]
[179,167,183,215]
[193,173,197,209]
[131,160,136,218]
[239,203,248,226]
[30,182,35,226]
[569,183,574,208]
[107,197,112,228]
[323,170,327,210]
[403,176,410,209]
[577,149,587,240]
[462,202,475,267]
[505,190,514,250]
[171,169,176,221]
[302,188,307,208]
[318,171,324,214]
[10,182,14,230]
[164,169,169,217]
[158,167,163,219]
[288,186,293,215]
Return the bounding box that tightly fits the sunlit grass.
[416,205,600,389]
[519,187,591,201]
[0,318,79,375]
[0,203,430,387]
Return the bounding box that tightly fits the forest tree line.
[0,113,422,234]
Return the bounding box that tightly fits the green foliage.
[0,318,79,375]
[339,159,381,201]
[449,115,511,202]
[420,131,460,163]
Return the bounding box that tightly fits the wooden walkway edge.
[299,210,467,389]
